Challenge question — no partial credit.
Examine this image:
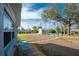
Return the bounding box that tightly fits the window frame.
[3,9,15,32]
[3,8,15,47]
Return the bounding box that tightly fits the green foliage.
[41,7,58,21]
[41,4,79,35]
[56,26,61,33]
[32,26,38,33]
[32,30,38,33]
[48,28,56,33]
[32,26,37,30]
[60,26,65,34]
[21,27,25,31]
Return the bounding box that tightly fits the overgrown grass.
[17,34,79,55]
[33,35,79,56]
[60,35,79,42]
[17,33,30,42]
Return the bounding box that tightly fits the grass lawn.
[17,33,30,42]
[34,35,79,56]
[17,33,79,56]
[60,35,79,43]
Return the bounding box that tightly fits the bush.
[48,29,56,33]
[32,30,38,33]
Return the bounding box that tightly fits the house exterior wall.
[38,29,42,35]
[8,3,22,27]
[0,4,4,56]
[0,3,22,56]
[38,28,49,35]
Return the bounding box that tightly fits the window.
[4,32,11,47]
[3,10,15,47]
[3,10,14,31]
[12,32,15,39]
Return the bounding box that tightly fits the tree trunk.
[67,19,71,35]
[61,26,63,36]
[63,27,66,35]
[67,25,71,35]
[63,25,66,35]
[77,23,79,29]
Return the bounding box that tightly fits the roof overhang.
[7,3,22,27]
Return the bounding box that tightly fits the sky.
[21,3,77,30]
[21,3,63,29]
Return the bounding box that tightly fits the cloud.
[21,3,49,29]
[21,3,48,19]
[22,3,49,11]
[22,3,34,9]
[21,10,42,19]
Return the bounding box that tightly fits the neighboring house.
[0,3,22,56]
[38,27,48,35]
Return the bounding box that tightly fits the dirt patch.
[27,34,79,56]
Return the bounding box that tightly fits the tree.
[32,26,38,33]
[48,28,56,33]
[41,3,79,35]
[41,7,59,21]
[21,27,25,31]
[75,19,79,29]
[41,4,67,35]
[56,26,61,36]
[64,4,79,35]
[73,4,79,29]
[64,4,75,35]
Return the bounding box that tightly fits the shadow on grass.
[32,43,79,56]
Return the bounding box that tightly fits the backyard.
[17,33,79,56]
[16,3,79,56]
